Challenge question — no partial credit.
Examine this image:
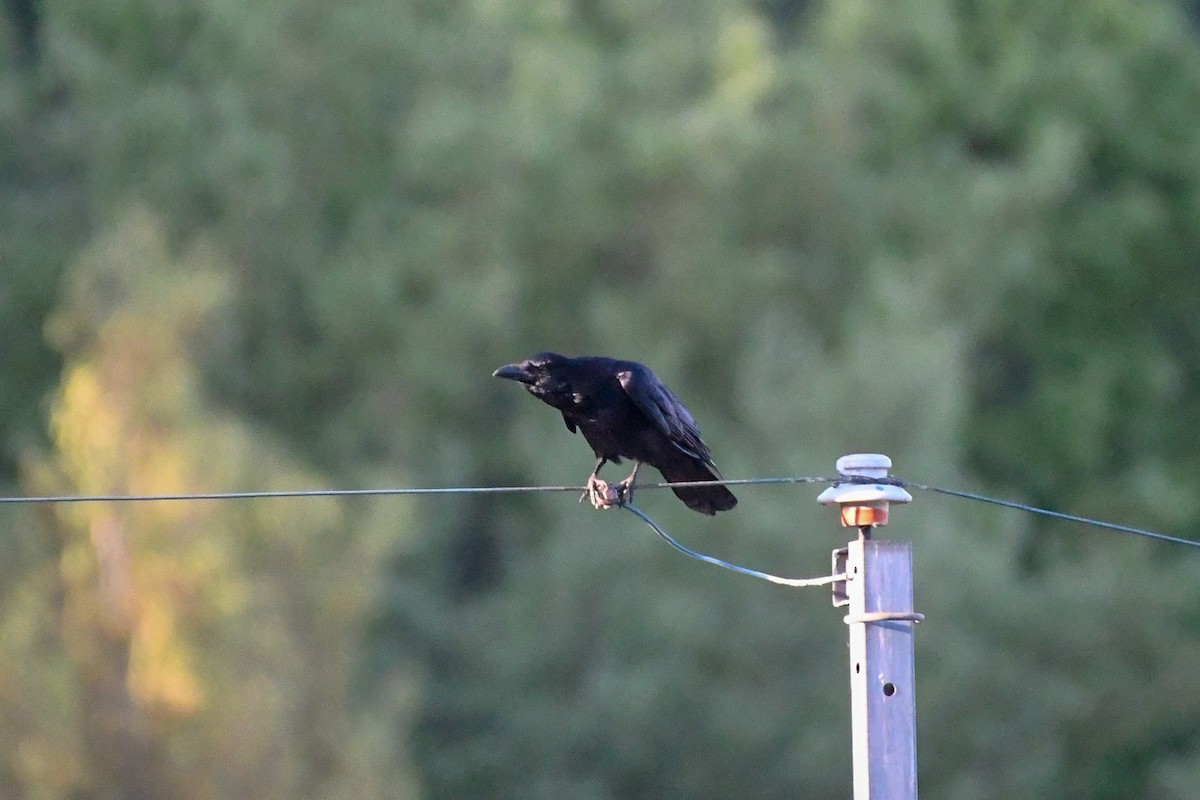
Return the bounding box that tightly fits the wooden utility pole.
[820,454,921,800]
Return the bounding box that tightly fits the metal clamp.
[843,611,925,625]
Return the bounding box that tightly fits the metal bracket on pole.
[819,454,921,800]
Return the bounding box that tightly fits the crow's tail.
[656,457,737,515]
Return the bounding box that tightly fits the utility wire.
[2,474,1197,549]
[903,481,1200,549]
[0,476,835,505]
[0,484,587,504]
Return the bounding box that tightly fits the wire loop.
[620,502,845,587]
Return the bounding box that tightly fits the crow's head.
[493,352,577,403]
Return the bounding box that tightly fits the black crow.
[493,353,737,515]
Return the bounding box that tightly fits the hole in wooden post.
[882,682,896,697]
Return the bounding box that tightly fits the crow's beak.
[493,363,534,384]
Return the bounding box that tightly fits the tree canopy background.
[3,0,1200,798]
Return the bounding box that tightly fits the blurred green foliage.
[2,0,1200,798]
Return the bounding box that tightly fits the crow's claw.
[614,476,636,506]
[583,474,622,510]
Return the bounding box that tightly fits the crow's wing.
[616,366,716,467]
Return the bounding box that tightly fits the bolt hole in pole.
[882,682,897,697]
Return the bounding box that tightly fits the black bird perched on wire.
[493,353,737,515]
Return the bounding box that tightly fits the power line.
[0,484,586,504]
[904,481,1200,549]
[1,474,1197,549]
[0,476,833,505]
